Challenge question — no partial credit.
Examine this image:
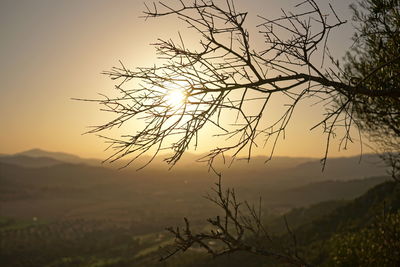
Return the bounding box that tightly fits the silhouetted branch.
[160,174,311,266]
[83,0,398,169]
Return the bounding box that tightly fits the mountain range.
[0,148,397,266]
[0,148,391,221]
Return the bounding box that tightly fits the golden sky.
[0,0,373,160]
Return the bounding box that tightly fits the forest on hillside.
[0,151,399,266]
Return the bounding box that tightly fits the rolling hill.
[0,149,397,266]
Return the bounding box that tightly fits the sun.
[165,89,187,109]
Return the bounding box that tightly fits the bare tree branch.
[160,174,311,266]
[81,0,398,169]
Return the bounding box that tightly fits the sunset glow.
[0,0,368,159]
[165,89,186,109]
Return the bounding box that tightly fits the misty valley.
[1,149,398,266]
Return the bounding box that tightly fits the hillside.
[0,150,396,266]
[0,153,390,221]
[0,155,64,168]
[153,181,400,267]
[294,181,400,245]
[17,148,101,166]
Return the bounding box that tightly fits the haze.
[0,0,369,161]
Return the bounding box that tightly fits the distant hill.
[19,148,81,161]
[286,154,386,182]
[266,199,349,234]
[173,153,315,170]
[0,150,397,266]
[0,161,122,187]
[14,148,101,166]
[0,153,392,224]
[277,180,400,266]
[0,155,63,168]
[171,181,400,267]
[295,180,400,243]
[1,149,388,181]
[267,177,396,233]
[279,176,389,207]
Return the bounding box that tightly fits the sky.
[0,0,372,160]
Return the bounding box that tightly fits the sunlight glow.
[164,87,187,109]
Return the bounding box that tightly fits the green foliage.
[157,181,400,266]
[289,181,399,244]
[1,181,398,266]
[344,0,400,155]
[266,200,348,235]
[0,219,148,267]
[270,181,400,266]
[330,212,400,266]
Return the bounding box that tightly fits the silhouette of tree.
[160,173,311,266]
[343,0,400,180]
[85,0,398,171]
[83,0,399,265]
